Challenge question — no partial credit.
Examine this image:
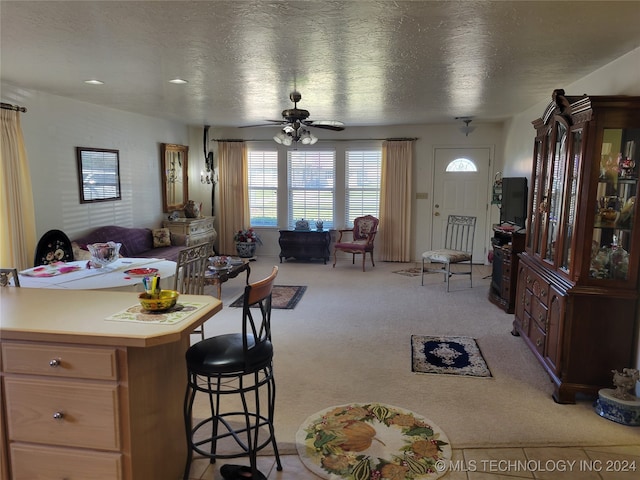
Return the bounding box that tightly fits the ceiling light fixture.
[169,78,188,84]
[84,79,104,85]
[456,116,475,136]
[273,120,317,146]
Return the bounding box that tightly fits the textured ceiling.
[1,1,639,128]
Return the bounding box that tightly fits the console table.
[278,230,331,264]
[162,216,217,249]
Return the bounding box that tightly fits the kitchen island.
[0,287,222,480]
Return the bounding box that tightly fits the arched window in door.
[445,157,478,172]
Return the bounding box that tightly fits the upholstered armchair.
[333,215,379,271]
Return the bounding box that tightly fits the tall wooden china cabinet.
[513,91,640,403]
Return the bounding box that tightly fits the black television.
[500,177,528,227]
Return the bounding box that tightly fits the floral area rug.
[296,403,451,480]
[411,335,492,377]
[392,267,423,277]
[229,285,307,309]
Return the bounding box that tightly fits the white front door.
[432,147,491,263]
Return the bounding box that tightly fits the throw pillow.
[71,241,92,261]
[152,228,171,248]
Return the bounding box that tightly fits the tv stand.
[488,226,525,313]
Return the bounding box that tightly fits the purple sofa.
[72,225,187,262]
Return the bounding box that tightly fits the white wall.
[1,82,189,240]
[195,122,505,260]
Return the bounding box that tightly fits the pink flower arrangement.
[233,228,262,245]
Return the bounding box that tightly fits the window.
[345,149,381,225]
[248,150,278,226]
[288,150,335,228]
[446,157,477,172]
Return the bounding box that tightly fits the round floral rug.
[295,403,451,480]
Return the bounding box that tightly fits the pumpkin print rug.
[295,403,451,480]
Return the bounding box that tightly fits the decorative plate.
[124,267,159,276]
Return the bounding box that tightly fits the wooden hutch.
[513,90,640,403]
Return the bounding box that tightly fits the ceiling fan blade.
[304,120,345,131]
[240,120,285,128]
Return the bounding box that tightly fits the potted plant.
[233,228,262,258]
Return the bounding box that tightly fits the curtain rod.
[212,137,418,142]
[1,102,27,113]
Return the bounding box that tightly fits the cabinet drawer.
[11,443,122,480]
[529,324,546,357]
[189,219,213,234]
[530,297,548,332]
[2,342,117,380]
[524,270,550,305]
[4,377,120,450]
[524,289,532,314]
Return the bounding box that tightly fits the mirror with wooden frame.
[161,143,189,212]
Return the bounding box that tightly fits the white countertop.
[18,258,176,291]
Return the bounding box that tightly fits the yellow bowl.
[139,290,179,311]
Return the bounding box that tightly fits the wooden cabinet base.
[279,230,331,264]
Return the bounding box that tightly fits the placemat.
[105,302,208,324]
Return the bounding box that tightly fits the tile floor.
[186,444,640,479]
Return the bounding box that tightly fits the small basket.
[139,290,179,311]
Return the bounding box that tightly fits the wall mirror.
[76,147,121,203]
[161,143,189,212]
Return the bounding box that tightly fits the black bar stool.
[183,266,282,479]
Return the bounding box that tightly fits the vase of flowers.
[234,228,262,258]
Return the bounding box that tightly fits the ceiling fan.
[244,91,345,145]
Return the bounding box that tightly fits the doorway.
[432,147,491,262]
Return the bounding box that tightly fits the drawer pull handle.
[536,338,542,347]
[53,411,64,420]
[541,290,547,297]
[49,358,61,367]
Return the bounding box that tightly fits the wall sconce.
[200,168,219,185]
[456,116,475,137]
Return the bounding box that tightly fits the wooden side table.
[278,229,332,264]
[162,216,217,248]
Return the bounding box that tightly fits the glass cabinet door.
[589,128,638,281]
[544,122,568,263]
[527,137,544,252]
[559,129,582,273]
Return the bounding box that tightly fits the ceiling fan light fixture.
[300,129,318,145]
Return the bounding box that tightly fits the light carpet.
[196,258,640,457]
[296,403,451,480]
[411,335,492,377]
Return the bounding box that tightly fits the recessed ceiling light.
[169,78,188,84]
[84,79,104,85]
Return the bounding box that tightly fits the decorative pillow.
[152,228,171,248]
[71,241,92,261]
